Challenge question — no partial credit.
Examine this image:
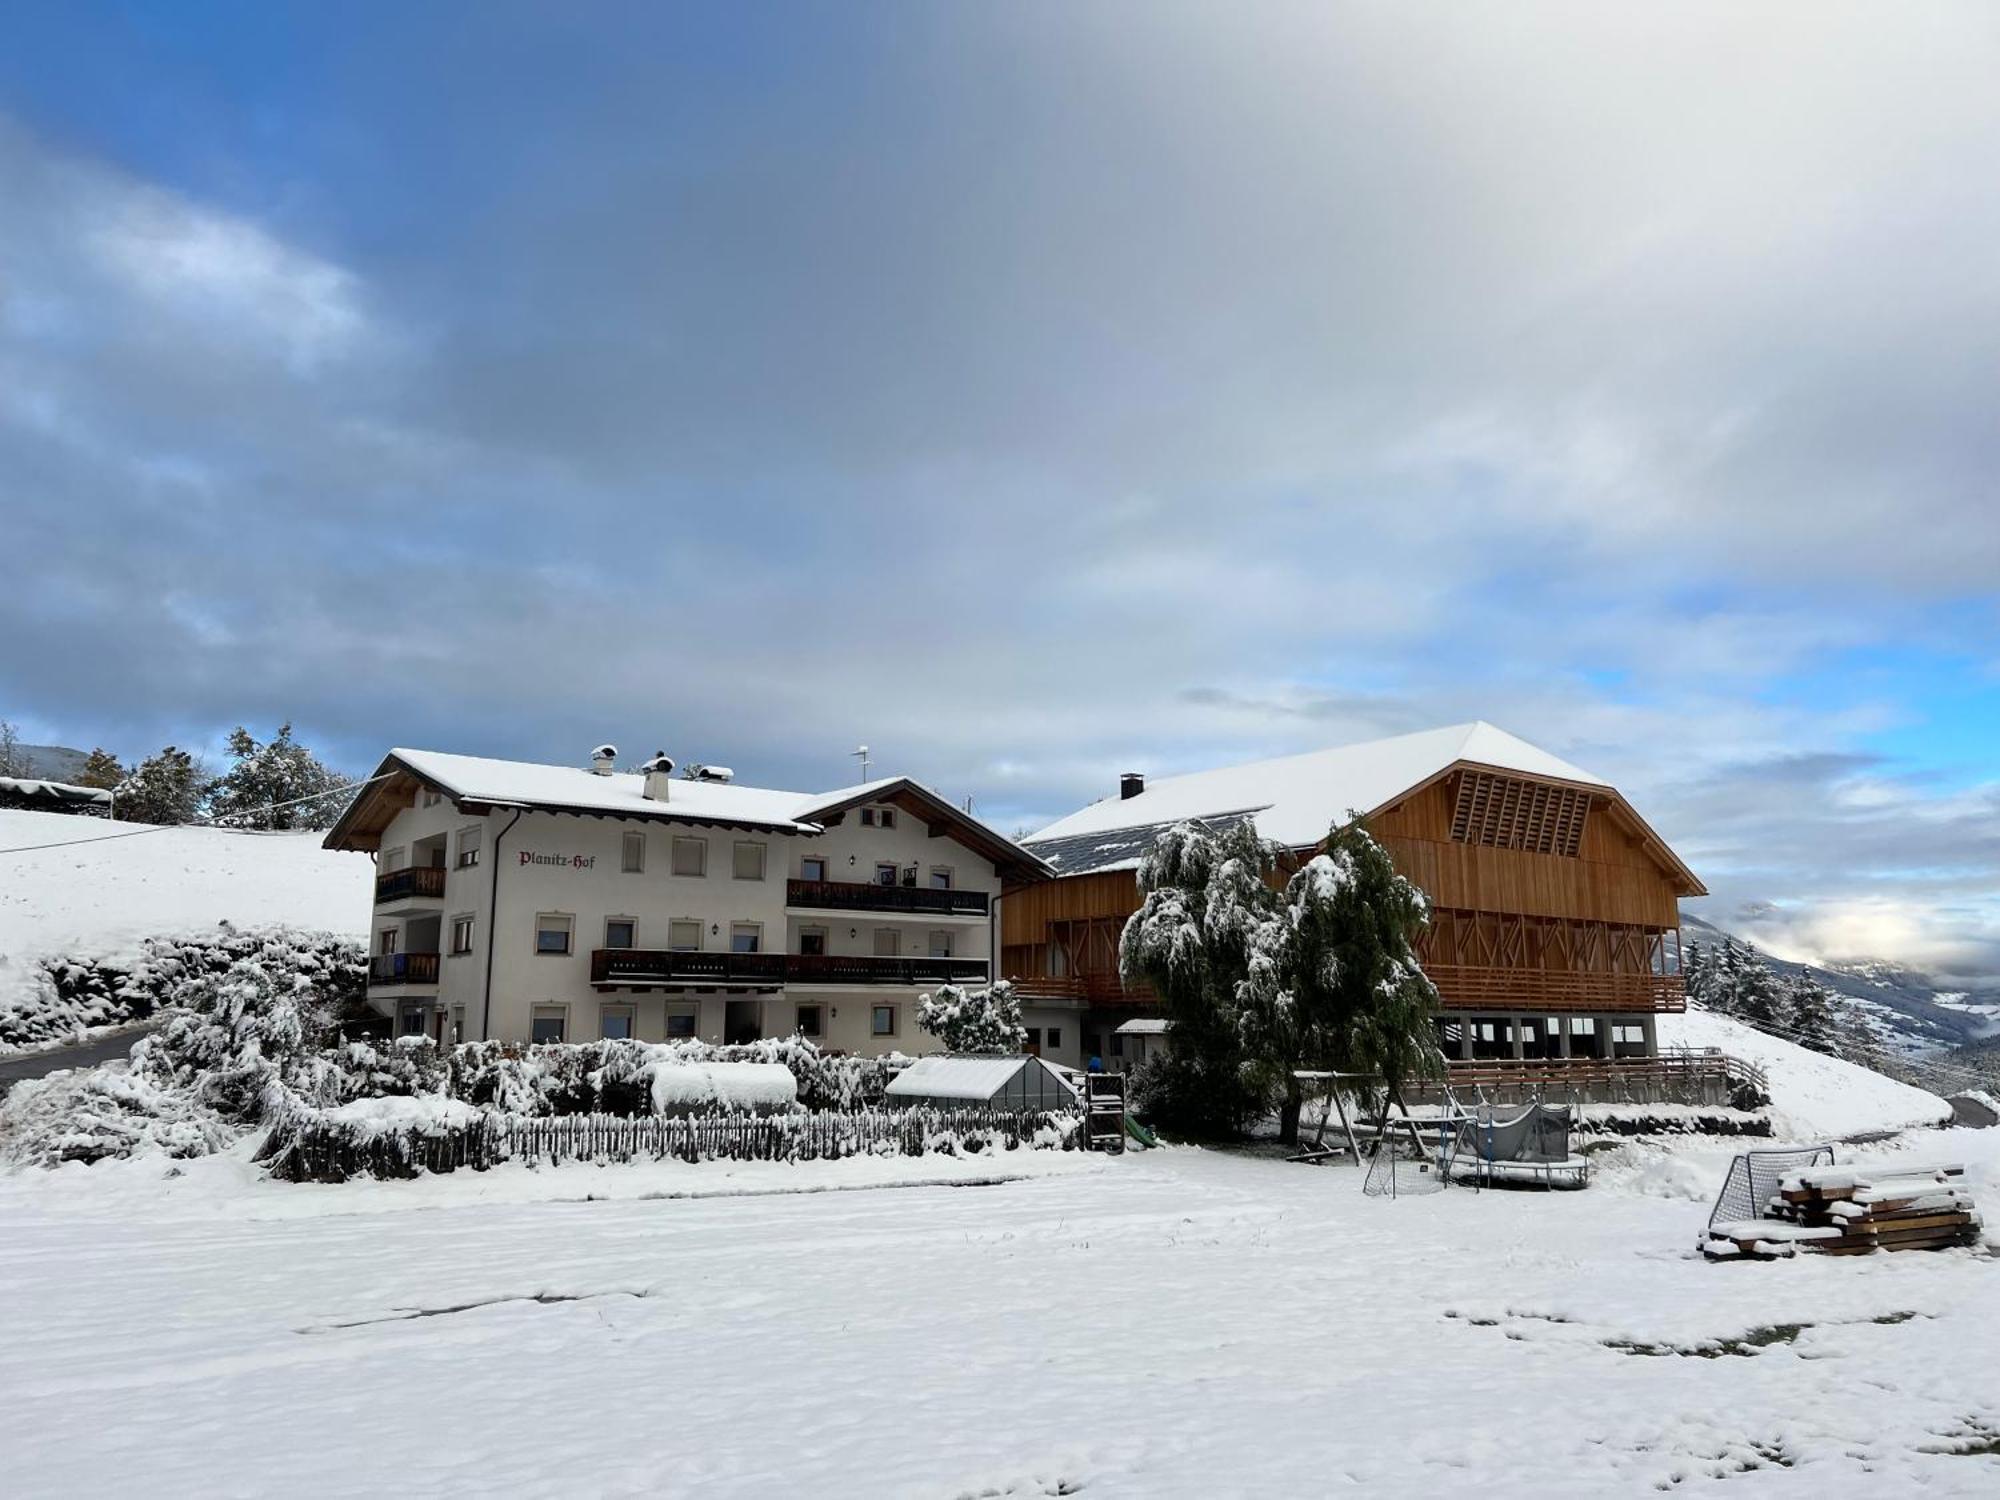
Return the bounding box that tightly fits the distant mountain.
[1681,913,1997,1058]
[12,744,91,782]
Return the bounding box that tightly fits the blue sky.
[4,4,1999,977]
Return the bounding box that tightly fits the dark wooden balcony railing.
[374,866,447,904]
[590,950,990,987]
[1006,971,1154,1007]
[368,952,441,986]
[784,878,988,917]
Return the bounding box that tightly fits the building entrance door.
[724,999,763,1045]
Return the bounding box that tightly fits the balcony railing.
[368,952,440,986]
[590,949,990,987]
[785,878,989,917]
[1006,972,1154,1007]
[1424,965,1686,1014]
[374,866,447,904]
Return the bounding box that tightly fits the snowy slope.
[0,810,369,1025]
[1659,1007,1952,1138]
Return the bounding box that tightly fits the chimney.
[1120,772,1145,800]
[640,752,675,801]
[590,744,618,776]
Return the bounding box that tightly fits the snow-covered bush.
[448,1036,895,1116]
[916,980,1025,1054]
[0,1066,235,1167]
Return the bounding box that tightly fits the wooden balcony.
[1424,965,1685,1014]
[374,866,447,904]
[590,949,990,988]
[368,952,440,986]
[1006,972,1155,1008]
[785,878,989,917]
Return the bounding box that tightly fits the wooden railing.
[367,952,441,986]
[1442,1048,1764,1094]
[785,879,989,917]
[590,950,990,987]
[1425,964,1685,1014]
[1006,972,1154,1007]
[375,865,447,904]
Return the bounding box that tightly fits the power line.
[0,772,395,856]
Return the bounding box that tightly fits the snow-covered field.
[2,1129,1996,1498]
[1660,1008,1955,1137]
[0,809,367,1047]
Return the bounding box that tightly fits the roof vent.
[590,744,618,776]
[687,764,735,784]
[1120,772,1145,800]
[640,752,675,801]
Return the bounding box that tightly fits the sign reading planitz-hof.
[519,851,598,870]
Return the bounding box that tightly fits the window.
[666,1002,699,1039]
[456,827,481,869]
[535,913,573,955]
[799,927,827,957]
[733,841,767,881]
[900,864,917,887]
[669,919,702,952]
[873,929,900,957]
[800,855,827,882]
[599,1004,635,1040]
[671,837,707,877]
[795,1004,823,1039]
[1046,1027,1061,1051]
[929,867,953,890]
[381,847,406,873]
[1025,1027,1042,1048]
[378,928,399,956]
[449,915,475,956]
[874,862,898,887]
[878,808,896,829]
[422,788,443,808]
[731,923,762,954]
[871,1004,896,1037]
[449,1006,465,1044]
[860,808,876,827]
[604,918,636,950]
[622,832,646,873]
[398,1004,427,1037]
[531,1006,567,1044]
[928,930,953,958]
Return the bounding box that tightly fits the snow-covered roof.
[1114,1018,1170,1036]
[1026,722,1612,874]
[885,1053,1071,1102]
[327,749,1055,881]
[0,775,112,805]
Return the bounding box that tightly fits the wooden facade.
[1003,760,1703,1058]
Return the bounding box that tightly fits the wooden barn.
[1003,722,1713,1098]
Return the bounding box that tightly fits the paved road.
[0,1025,153,1094]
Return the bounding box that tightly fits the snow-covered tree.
[1120,819,1276,1137]
[1732,945,1785,1029]
[76,747,125,790]
[206,724,353,831]
[0,719,24,776]
[916,980,1026,1054]
[1786,969,1840,1054]
[113,746,206,825]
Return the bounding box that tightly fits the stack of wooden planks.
[1704,1161,1980,1260]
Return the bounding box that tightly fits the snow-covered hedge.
[2,927,365,1054]
[259,1102,1081,1183]
[448,1037,900,1116]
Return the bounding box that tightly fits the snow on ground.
[2,1131,1996,1498]
[0,809,367,1044]
[1660,1006,1954,1138]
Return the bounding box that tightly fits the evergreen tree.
[916,980,1026,1054]
[76,748,126,790]
[1120,820,1276,1137]
[205,724,353,831]
[113,747,205,825]
[1733,943,1785,1029]
[1786,969,1840,1054]
[1241,817,1440,1142]
[1681,940,1714,1008]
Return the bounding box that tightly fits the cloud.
[3,5,1999,976]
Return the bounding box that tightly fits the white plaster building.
[323,747,1060,1060]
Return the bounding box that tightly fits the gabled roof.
[322,749,1054,883]
[1023,721,1702,895]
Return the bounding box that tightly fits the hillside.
[1657,1006,1953,1138]
[0,810,369,1048]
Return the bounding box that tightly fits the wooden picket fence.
[261,1104,1080,1184]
